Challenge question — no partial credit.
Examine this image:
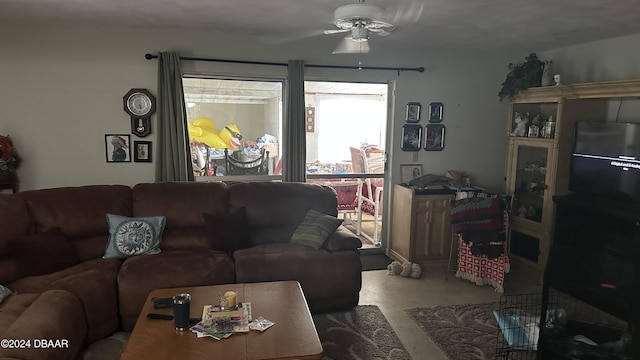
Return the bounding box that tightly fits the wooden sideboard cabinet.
[389,184,455,265]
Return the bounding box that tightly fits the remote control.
[147,313,173,320]
[152,297,173,309]
[146,313,202,323]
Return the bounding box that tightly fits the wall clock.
[123,88,156,137]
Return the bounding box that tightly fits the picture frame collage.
[105,137,153,164]
[105,88,156,163]
[401,102,446,151]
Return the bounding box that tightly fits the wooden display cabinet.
[504,79,640,282]
[389,184,455,265]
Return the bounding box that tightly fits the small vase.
[541,63,553,87]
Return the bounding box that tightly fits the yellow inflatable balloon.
[188,118,243,150]
[193,117,216,130]
[187,123,204,137]
[219,124,242,150]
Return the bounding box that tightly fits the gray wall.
[538,34,640,125]
[2,19,640,193]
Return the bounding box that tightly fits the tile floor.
[360,263,541,359]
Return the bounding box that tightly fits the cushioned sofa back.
[132,181,229,250]
[0,194,35,246]
[0,194,35,284]
[228,182,338,246]
[18,185,132,261]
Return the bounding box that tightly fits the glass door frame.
[305,81,394,252]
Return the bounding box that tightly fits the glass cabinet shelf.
[511,145,548,223]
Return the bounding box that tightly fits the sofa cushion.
[228,182,339,246]
[18,185,133,238]
[17,185,133,262]
[203,207,252,253]
[0,194,35,251]
[7,258,123,343]
[324,226,363,251]
[234,244,362,313]
[11,229,81,277]
[117,250,236,331]
[103,214,166,259]
[0,290,87,360]
[291,209,343,250]
[132,182,229,250]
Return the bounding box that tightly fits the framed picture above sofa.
[105,134,131,162]
[134,141,152,163]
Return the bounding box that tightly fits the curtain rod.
[144,53,424,74]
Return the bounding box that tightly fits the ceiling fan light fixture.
[351,27,369,41]
[332,36,371,54]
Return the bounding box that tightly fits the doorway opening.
[304,81,388,249]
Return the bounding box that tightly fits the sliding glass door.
[305,81,389,249]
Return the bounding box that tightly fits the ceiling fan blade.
[370,27,395,36]
[332,37,370,54]
[324,28,350,35]
[256,29,326,44]
[387,1,425,25]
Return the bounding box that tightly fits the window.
[183,78,283,179]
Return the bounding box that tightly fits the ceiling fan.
[324,0,396,54]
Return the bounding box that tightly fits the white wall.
[537,34,640,125]
[538,33,640,85]
[15,20,640,193]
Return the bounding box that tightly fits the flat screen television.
[569,121,640,203]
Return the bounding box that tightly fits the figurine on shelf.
[543,116,555,138]
[517,204,528,218]
[511,112,528,137]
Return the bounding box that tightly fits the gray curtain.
[284,60,306,182]
[155,51,194,182]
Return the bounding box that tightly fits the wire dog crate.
[494,290,631,360]
[494,292,542,360]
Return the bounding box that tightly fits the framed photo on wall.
[428,102,444,123]
[405,102,421,122]
[424,124,445,151]
[400,164,424,183]
[401,124,422,151]
[134,141,152,162]
[105,134,131,162]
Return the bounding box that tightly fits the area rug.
[313,305,411,360]
[360,253,393,271]
[405,302,499,360]
[83,305,409,360]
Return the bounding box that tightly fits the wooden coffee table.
[120,281,323,360]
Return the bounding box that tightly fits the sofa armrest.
[324,226,362,251]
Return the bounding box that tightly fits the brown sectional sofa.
[0,181,362,360]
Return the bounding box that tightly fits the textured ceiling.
[2,0,640,52]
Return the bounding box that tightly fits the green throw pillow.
[291,209,343,250]
[103,214,166,259]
